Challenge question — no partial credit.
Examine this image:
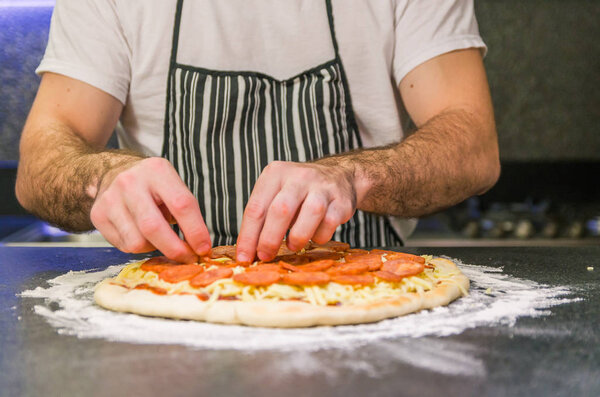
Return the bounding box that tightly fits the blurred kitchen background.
[0,0,598,246]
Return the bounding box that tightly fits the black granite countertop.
[0,246,598,397]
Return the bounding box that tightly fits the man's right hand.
[16,73,210,263]
[91,157,211,263]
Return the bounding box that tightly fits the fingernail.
[197,244,211,255]
[257,251,271,261]
[237,252,250,263]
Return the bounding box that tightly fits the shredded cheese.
[114,255,462,306]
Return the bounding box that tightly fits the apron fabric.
[163,0,402,247]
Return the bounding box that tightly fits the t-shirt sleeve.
[36,0,131,104]
[392,0,487,84]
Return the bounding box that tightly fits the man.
[16,0,499,263]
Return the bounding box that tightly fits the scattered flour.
[20,259,577,353]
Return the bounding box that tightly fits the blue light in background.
[41,222,69,237]
[0,0,54,162]
[0,0,54,8]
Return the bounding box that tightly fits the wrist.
[351,162,372,208]
[315,145,397,212]
[314,154,368,208]
[87,153,145,200]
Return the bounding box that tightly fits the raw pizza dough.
[94,255,468,328]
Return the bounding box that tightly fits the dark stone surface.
[0,246,598,397]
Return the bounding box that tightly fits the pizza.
[94,241,469,327]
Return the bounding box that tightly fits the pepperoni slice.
[200,257,234,266]
[233,270,282,286]
[143,256,180,265]
[140,264,172,274]
[190,267,233,288]
[280,261,300,272]
[246,263,287,273]
[281,272,330,285]
[344,253,374,263]
[373,270,404,282]
[276,254,311,266]
[158,264,204,283]
[281,259,337,272]
[276,242,296,257]
[233,261,253,267]
[276,240,311,256]
[381,259,425,277]
[211,260,251,268]
[209,245,238,259]
[331,274,374,285]
[378,250,425,264]
[196,293,209,301]
[327,262,370,275]
[308,240,350,252]
[343,253,383,271]
[345,248,369,254]
[140,256,180,273]
[201,256,252,268]
[134,283,168,295]
[218,295,240,301]
[303,259,337,272]
[369,249,396,255]
[303,251,344,261]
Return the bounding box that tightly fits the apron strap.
[324,0,361,147]
[171,0,341,70]
[170,0,185,66]
[325,0,341,61]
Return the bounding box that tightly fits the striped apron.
[162,0,402,247]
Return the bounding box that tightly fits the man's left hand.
[236,161,356,262]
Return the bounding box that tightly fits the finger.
[150,176,211,255]
[312,200,354,244]
[138,158,211,255]
[158,203,176,224]
[236,163,285,262]
[287,192,329,251]
[106,201,155,253]
[256,187,305,261]
[90,202,124,250]
[125,187,198,263]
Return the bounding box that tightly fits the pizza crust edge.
[93,257,468,328]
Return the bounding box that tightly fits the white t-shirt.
[37,0,486,241]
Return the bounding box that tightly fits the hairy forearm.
[16,123,145,232]
[316,109,500,218]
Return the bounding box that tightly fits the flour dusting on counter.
[20,259,576,352]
